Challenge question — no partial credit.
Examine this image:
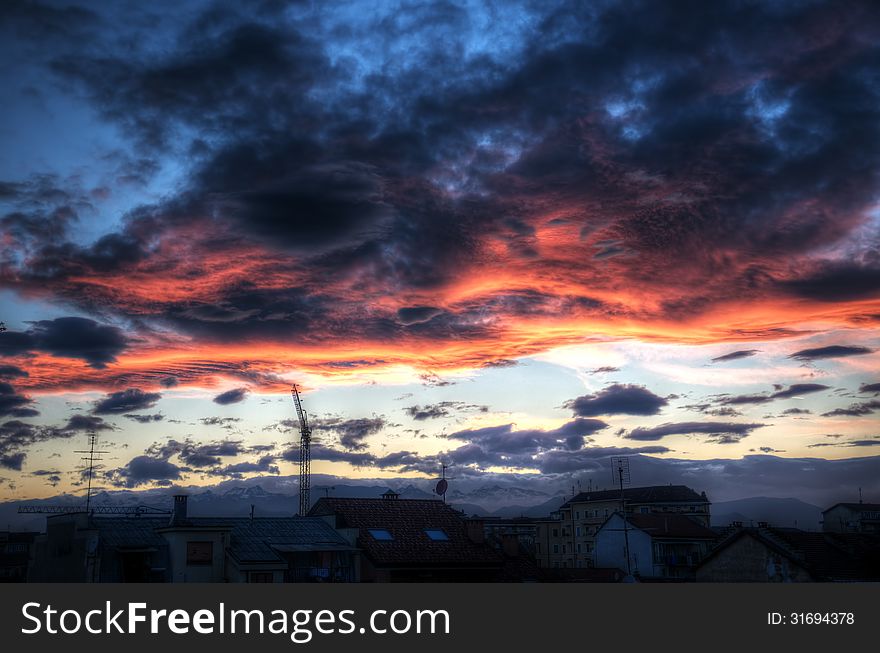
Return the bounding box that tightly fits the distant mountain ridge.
[0,478,825,532]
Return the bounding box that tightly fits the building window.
[368,529,394,541]
[186,541,213,565]
[562,545,566,554]
[536,543,541,553]
[552,528,558,537]
[577,543,582,553]
[553,544,559,553]
[640,507,649,514]
[249,572,274,583]
[424,529,449,541]
[575,511,580,520]
[576,527,581,537]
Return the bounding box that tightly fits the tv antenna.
[610,456,632,576]
[74,434,107,513]
[435,464,450,502]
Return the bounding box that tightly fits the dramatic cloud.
[208,454,280,479]
[62,414,113,432]
[565,384,668,417]
[213,387,248,405]
[145,438,246,468]
[0,420,79,468]
[0,318,127,368]
[92,388,161,414]
[0,365,28,379]
[859,382,880,394]
[2,1,880,496]
[789,345,874,361]
[0,381,38,417]
[625,421,764,443]
[108,455,186,488]
[312,416,387,451]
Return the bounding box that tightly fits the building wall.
[160,530,229,582]
[595,514,652,576]
[696,535,813,582]
[822,505,880,534]
[534,496,711,569]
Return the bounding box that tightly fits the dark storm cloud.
[207,454,279,479]
[0,381,38,417]
[0,0,877,357]
[565,384,668,417]
[62,414,113,432]
[859,382,880,394]
[789,345,874,361]
[780,263,880,302]
[108,455,186,488]
[448,418,609,456]
[0,365,28,379]
[397,306,444,325]
[0,419,79,468]
[0,453,27,471]
[710,350,758,363]
[92,388,161,414]
[0,317,127,368]
[144,438,246,468]
[213,387,248,405]
[311,416,387,451]
[625,421,764,442]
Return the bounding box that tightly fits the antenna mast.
[610,456,632,576]
[74,434,107,513]
[291,384,312,516]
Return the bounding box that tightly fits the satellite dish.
[435,478,448,496]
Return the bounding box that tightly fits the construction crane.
[291,384,312,516]
[17,505,169,515]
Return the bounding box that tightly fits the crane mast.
[291,384,311,516]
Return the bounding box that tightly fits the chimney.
[171,494,188,525]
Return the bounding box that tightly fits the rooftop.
[823,502,880,513]
[561,485,708,508]
[623,513,718,539]
[84,515,352,563]
[309,497,503,568]
[700,526,880,581]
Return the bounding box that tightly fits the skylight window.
[425,529,449,541]
[368,529,393,541]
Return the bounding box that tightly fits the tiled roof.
[561,485,708,508]
[700,527,880,581]
[309,498,503,568]
[219,517,352,563]
[91,517,168,549]
[89,515,351,563]
[823,502,880,513]
[625,513,718,539]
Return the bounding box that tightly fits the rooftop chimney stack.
[171,494,188,525]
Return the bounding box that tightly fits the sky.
[0,0,879,506]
